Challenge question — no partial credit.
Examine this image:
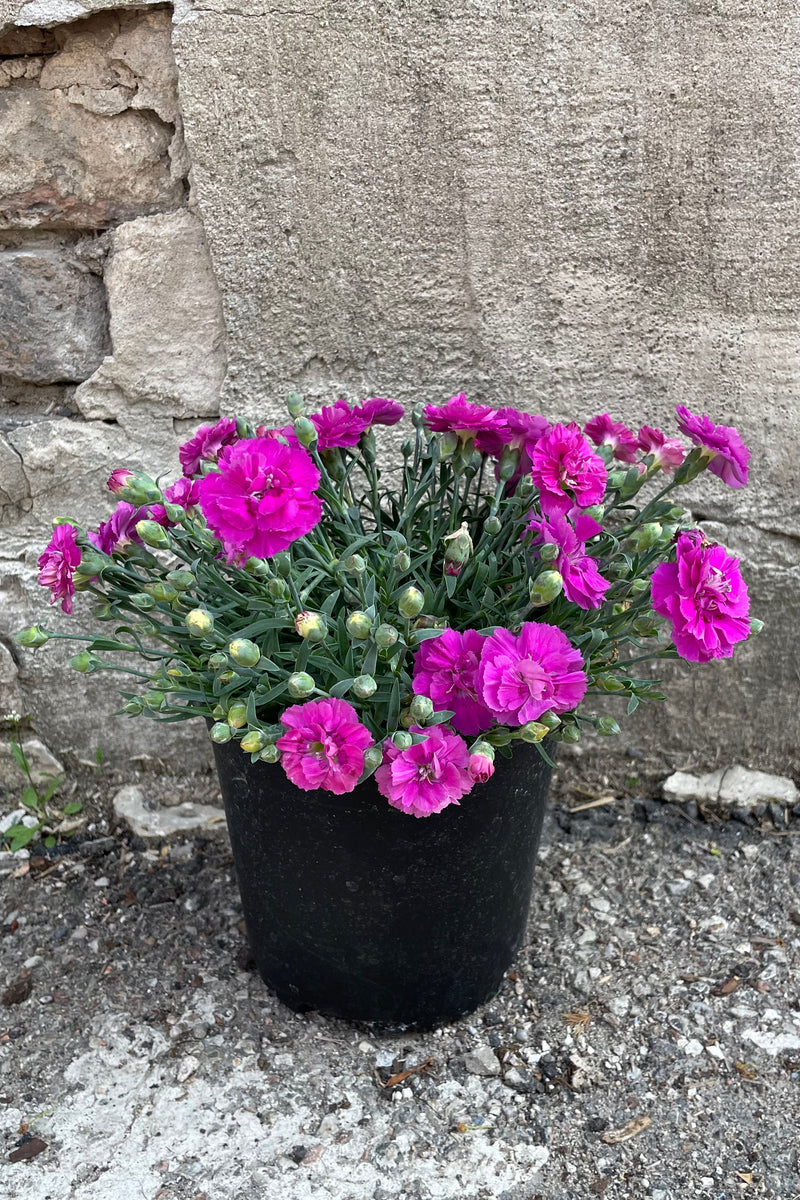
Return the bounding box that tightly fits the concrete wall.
[1,0,798,777]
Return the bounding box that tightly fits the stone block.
[113,785,226,840]
[0,89,182,230]
[0,247,109,383]
[76,211,227,422]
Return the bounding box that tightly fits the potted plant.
[18,395,757,1029]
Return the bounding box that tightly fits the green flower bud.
[629,578,649,595]
[288,671,315,699]
[582,504,605,523]
[392,731,413,750]
[559,724,581,744]
[346,611,372,640]
[186,608,214,637]
[135,519,171,549]
[594,673,627,693]
[267,576,290,600]
[80,549,108,576]
[228,638,261,667]
[393,550,412,572]
[129,592,156,611]
[439,430,459,458]
[217,669,239,685]
[409,694,434,723]
[122,698,143,715]
[749,617,764,636]
[498,445,521,481]
[286,392,305,419]
[70,651,93,673]
[210,722,232,744]
[321,447,346,481]
[143,689,166,710]
[259,744,280,763]
[206,652,227,671]
[342,553,367,575]
[484,515,502,536]
[294,611,327,642]
[520,721,549,743]
[16,625,51,649]
[516,477,534,498]
[485,726,512,747]
[116,472,162,506]
[539,541,559,562]
[240,729,268,753]
[212,703,227,718]
[398,586,425,619]
[608,470,627,489]
[443,522,473,577]
[91,601,113,620]
[401,439,414,458]
[166,663,193,678]
[673,445,710,485]
[167,570,195,591]
[143,582,178,603]
[227,702,248,729]
[363,745,383,773]
[274,552,292,578]
[632,522,662,552]
[293,415,318,447]
[360,428,377,464]
[245,557,270,577]
[374,623,399,649]
[163,502,187,524]
[352,674,377,700]
[597,716,621,736]
[399,709,415,729]
[470,740,495,761]
[538,711,562,731]
[612,602,630,615]
[528,570,563,607]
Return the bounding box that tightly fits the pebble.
[683,1039,704,1057]
[176,1055,200,1083]
[94,877,110,888]
[665,879,691,897]
[696,874,716,891]
[463,1044,501,1077]
[589,897,610,912]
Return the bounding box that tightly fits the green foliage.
[2,717,81,853]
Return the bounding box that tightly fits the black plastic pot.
[212,740,551,1031]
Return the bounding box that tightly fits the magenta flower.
[477,622,587,725]
[107,468,133,495]
[527,512,611,610]
[197,437,322,561]
[468,747,495,783]
[475,406,550,456]
[423,393,501,443]
[356,397,405,427]
[412,628,494,735]
[584,413,638,464]
[530,422,607,515]
[276,698,373,794]
[179,417,239,477]
[650,531,750,662]
[637,425,685,470]
[674,406,750,488]
[37,524,82,615]
[309,400,370,450]
[375,726,474,817]
[88,501,146,555]
[163,477,202,508]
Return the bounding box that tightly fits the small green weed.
[2,718,82,853]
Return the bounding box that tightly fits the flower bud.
[409,694,434,723]
[274,551,292,578]
[749,617,764,636]
[211,703,227,718]
[227,702,248,729]
[129,592,156,611]
[485,726,512,746]
[538,710,561,731]
[228,638,261,667]
[398,585,425,618]
[632,522,662,551]
[321,447,346,480]
[210,722,232,744]
[259,744,280,763]
[582,504,605,523]
[245,557,270,577]
[468,742,495,782]
[115,471,162,505]
[16,625,51,649]
[122,698,143,715]
[594,673,626,693]
[519,720,549,743]
[286,392,305,418]
[608,470,627,490]
[143,690,166,710]
[80,548,108,576]
[294,611,327,642]
[374,623,399,649]
[288,671,315,698]
[346,611,372,640]
[539,541,559,562]
[443,522,473,577]
[392,731,413,750]
[135,520,170,550]
[163,502,187,524]
[673,445,709,485]
[516,477,534,498]
[559,724,581,743]
[342,553,367,575]
[528,570,563,607]
[240,729,268,753]
[107,468,133,495]
[439,430,459,458]
[205,653,227,673]
[143,582,178,603]
[70,651,93,673]
[186,608,214,637]
[597,716,621,736]
[167,569,195,591]
[401,439,414,458]
[353,674,378,700]
[484,515,502,536]
[363,745,383,773]
[267,577,290,600]
[498,446,521,481]
[293,416,318,447]
[360,428,377,464]
[393,550,411,572]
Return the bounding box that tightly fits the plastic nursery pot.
[212,739,552,1032]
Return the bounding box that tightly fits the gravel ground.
[1,762,799,1200]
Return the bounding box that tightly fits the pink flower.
[530,422,607,515]
[310,400,370,450]
[477,622,587,725]
[637,425,685,470]
[107,468,132,495]
[163,477,202,508]
[37,524,81,615]
[423,393,501,443]
[179,417,239,477]
[674,406,750,488]
[197,437,322,561]
[475,407,550,458]
[650,531,750,662]
[375,726,474,817]
[88,501,145,555]
[468,746,495,783]
[276,698,373,794]
[412,628,494,736]
[584,413,638,463]
[527,512,611,610]
[356,397,404,427]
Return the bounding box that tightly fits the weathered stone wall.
[1,0,798,777]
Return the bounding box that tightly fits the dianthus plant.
[19,393,759,818]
